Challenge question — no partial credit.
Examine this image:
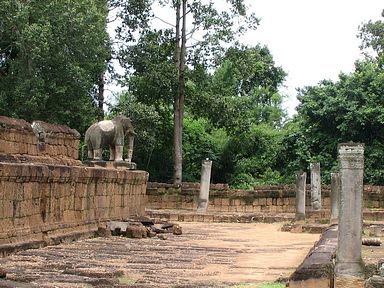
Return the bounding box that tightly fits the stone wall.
[147,182,384,214]
[0,116,81,166]
[0,116,148,255]
[0,163,147,249]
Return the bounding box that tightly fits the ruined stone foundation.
[0,116,147,256]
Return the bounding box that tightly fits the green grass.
[230,283,285,288]
[258,282,285,288]
[117,276,136,285]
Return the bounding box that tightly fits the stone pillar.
[295,171,306,220]
[330,172,341,224]
[310,162,321,210]
[197,159,212,213]
[335,143,365,287]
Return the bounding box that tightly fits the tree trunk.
[173,0,187,185]
[173,0,182,185]
[97,71,105,121]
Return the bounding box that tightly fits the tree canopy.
[113,0,259,183]
[0,0,110,133]
[1,2,384,187]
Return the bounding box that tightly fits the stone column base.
[334,275,364,288]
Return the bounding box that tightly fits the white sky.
[107,1,383,117]
[241,0,383,116]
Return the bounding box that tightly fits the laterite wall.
[147,182,384,215]
[0,116,147,255]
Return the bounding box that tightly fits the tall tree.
[188,44,287,132]
[288,12,384,184]
[113,0,258,184]
[0,0,111,133]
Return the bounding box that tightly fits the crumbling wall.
[147,182,384,217]
[147,182,312,213]
[0,116,80,165]
[0,116,147,254]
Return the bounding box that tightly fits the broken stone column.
[295,171,306,220]
[197,159,212,213]
[335,143,365,287]
[330,172,341,224]
[310,162,321,210]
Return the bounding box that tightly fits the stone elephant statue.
[85,115,135,162]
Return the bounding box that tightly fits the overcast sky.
[241,0,383,116]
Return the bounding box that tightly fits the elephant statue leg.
[93,148,103,160]
[126,135,134,162]
[87,149,94,160]
[109,146,115,161]
[114,145,124,161]
[127,149,133,163]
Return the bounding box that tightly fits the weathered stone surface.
[31,120,80,139]
[0,163,147,252]
[0,267,6,278]
[365,276,384,288]
[295,171,306,220]
[84,115,135,162]
[368,225,384,237]
[125,224,148,238]
[330,172,340,223]
[289,225,338,286]
[197,159,213,213]
[335,143,365,278]
[172,224,182,235]
[0,116,81,164]
[0,279,37,288]
[334,275,364,287]
[310,163,321,211]
[0,222,319,287]
[0,116,33,131]
[139,216,155,226]
[157,234,167,240]
[362,238,382,246]
[108,221,148,238]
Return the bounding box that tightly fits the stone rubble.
[105,217,183,239]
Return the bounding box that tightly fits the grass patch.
[229,283,285,288]
[230,284,258,288]
[258,282,285,288]
[117,276,136,285]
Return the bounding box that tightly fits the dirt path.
[0,222,319,287]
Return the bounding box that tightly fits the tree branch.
[153,16,175,28]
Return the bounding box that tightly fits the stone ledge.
[0,153,82,166]
[0,116,32,132]
[289,225,338,287]
[0,229,98,258]
[146,209,295,223]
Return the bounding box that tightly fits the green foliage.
[293,58,384,184]
[257,282,285,288]
[0,0,110,133]
[188,44,287,132]
[183,116,229,182]
[114,0,259,183]
[110,91,174,181]
[358,11,384,59]
[221,123,288,188]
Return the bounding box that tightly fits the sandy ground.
[0,222,320,287]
